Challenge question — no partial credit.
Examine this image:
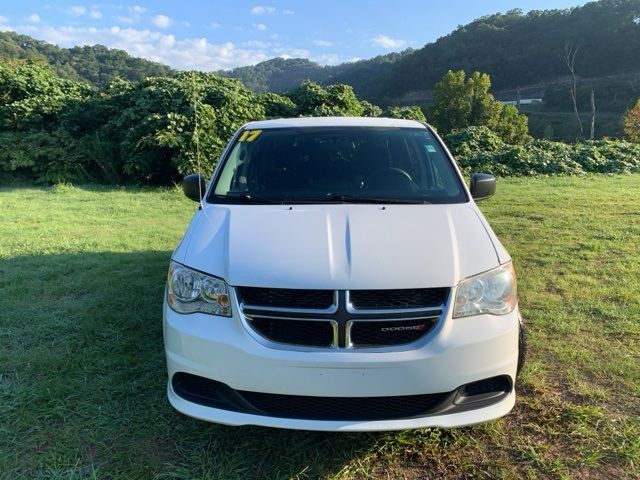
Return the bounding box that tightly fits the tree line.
[0,62,527,185]
[2,60,639,186]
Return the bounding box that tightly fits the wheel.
[517,315,527,377]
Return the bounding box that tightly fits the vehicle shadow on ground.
[2,250,401,478]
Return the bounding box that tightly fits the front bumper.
[163,298,520,431]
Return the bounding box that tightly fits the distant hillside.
[219,50,413,94]
[0,31,175,87]
[369,0,640,103]
[220,0,640,106]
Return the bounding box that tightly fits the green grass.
[1,176,639,479]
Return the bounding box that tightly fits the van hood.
[174,203,501,290]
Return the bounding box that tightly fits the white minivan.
[164,117,525,432]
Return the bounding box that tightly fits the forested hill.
[1,0,638,100]
[221,0,640,103]
[368,0,640,102]
[0,31,175,87]
[218,51,412,94]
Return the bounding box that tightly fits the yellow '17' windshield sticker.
[238,130,262,142]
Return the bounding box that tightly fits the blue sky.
[0,0,590,70]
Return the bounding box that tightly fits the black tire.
[516,316,527,377]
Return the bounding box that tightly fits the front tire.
[517,316,527,377]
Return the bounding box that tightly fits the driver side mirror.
[183,173,207,202]
[470,173,496,201]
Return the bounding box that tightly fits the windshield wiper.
[215,192,428,205]
[321,193,428,204]
[216,193,287,204]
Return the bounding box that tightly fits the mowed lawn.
[0,175,638,480]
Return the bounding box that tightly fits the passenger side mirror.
[470,173,496,201]
[183,173,207,202]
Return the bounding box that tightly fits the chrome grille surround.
[236,288,450,350]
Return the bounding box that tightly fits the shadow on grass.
[1,251,383,479]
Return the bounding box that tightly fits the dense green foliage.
[258,92,297,118]
[0,65,264,184]
[623,99,640,142]
[383,106,427,122]
[0,31,175,87]
[445,126,640,176]
[429,70,529,143]
[286,81,366,117]
[443,126,506,157]
[2,59,636,186]
[0,63,92,129]
[0,65,428,184]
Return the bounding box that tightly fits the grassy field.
[1,176,638,479]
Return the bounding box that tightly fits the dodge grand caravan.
[164,117,525,431]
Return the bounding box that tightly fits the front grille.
[236,287,335,310]
[239,389,449,421]
[238,288,449,349]
[349,317,439,347]
[349,288,449,310]
[248,316,335,347]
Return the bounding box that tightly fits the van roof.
[244,116,427,130]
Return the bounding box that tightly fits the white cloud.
[252,22,267,31]
[370,34,406,49]
[272,47,310,59]
[310,54,342,65]
[3,23,271,70]
[89,10,103,19]
[312,40,334,47]
[151,15,172,28]
[27,14,41,23]
[67,6,86,16]
[310,54,360,66]
[283,10,295,15]
[209,22,221,30]
[115,6,146,24]
[243,40,270,48]
[250,6,275,15]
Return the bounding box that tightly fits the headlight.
[167,261,231,316]
[453,263,517,318]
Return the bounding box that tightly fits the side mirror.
[183,173,207,202]
[470,173,496,201]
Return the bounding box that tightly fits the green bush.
[455,136,640,177]
[0,129,89,184]
[258,92,297,118]
[383,106,427,122]
[444,126,505,157]
[2,63,639,185]
[428,70,530,144]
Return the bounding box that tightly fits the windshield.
[209,127,467,204]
